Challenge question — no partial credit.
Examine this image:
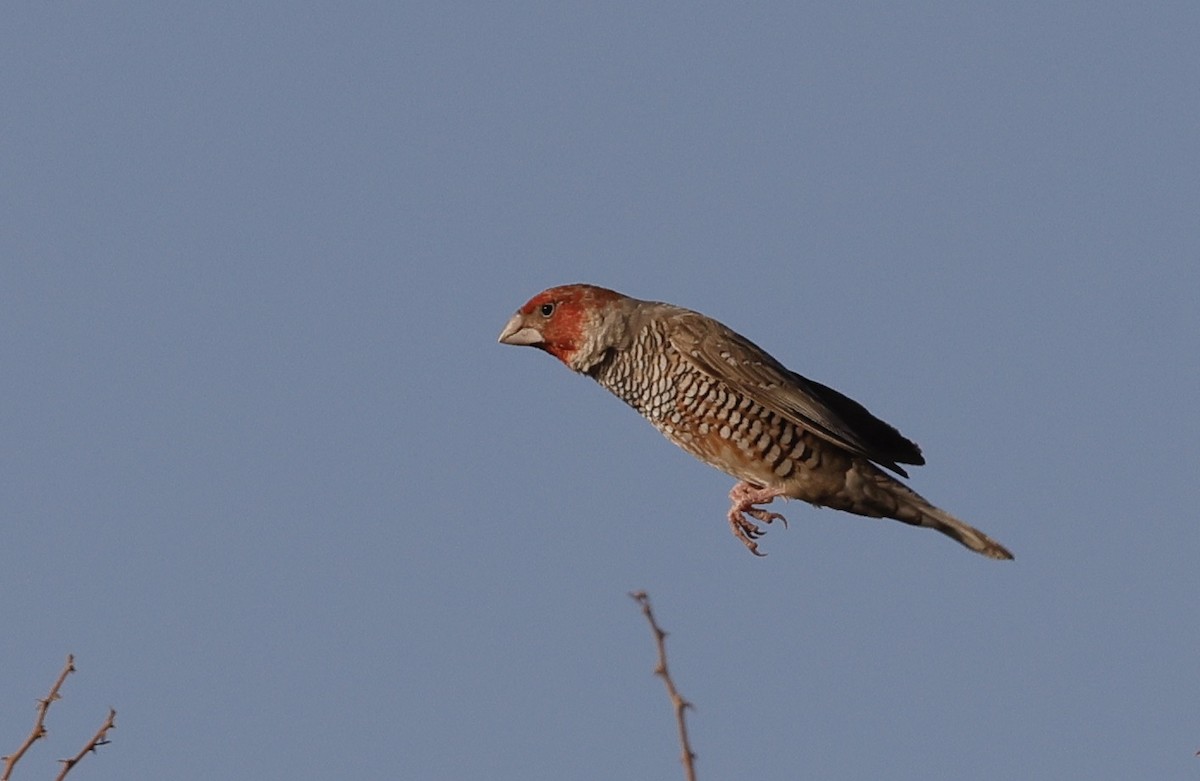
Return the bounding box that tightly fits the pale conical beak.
[498,313,545,346]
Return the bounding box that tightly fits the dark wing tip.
[802,375,925,469]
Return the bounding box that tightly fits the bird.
[498,284,1013,560]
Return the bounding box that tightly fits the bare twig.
[630,591,697,781]
[55,708,116,781]
[2,654,76,781]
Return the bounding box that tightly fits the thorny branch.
[1,654,116,781]
[630,591,697,781]
[55,708,116,781]
[2,654,76,781]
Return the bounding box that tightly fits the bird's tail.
[852,463,1014,560]
[905,500,1014,560]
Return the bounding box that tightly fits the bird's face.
[498,284,623,369]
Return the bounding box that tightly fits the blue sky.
[2,3,1197,779]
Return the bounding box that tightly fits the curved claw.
[746,507,788,529]
[728,512,768,555]
[726,481,791,555]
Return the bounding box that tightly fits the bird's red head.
[498,284,626,368]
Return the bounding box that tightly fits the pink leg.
[727,481,789,556]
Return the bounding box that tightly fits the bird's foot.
[727,482,789,556]
[727,510,768,556]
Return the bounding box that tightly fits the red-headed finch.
[499,284,1012,560]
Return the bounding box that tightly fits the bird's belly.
[602,364,848,498]
[650,405,800,481]
[667,428,781,484]
[648,405,852,503]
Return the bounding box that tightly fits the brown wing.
[667,310,925,477]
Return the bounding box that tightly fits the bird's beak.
[498,313,544,346]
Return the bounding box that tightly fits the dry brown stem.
[55,708,116,781]
[2,654,116,781]
[2,654,76,781]
[630,591,697,781]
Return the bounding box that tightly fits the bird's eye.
[539,302,556,317]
